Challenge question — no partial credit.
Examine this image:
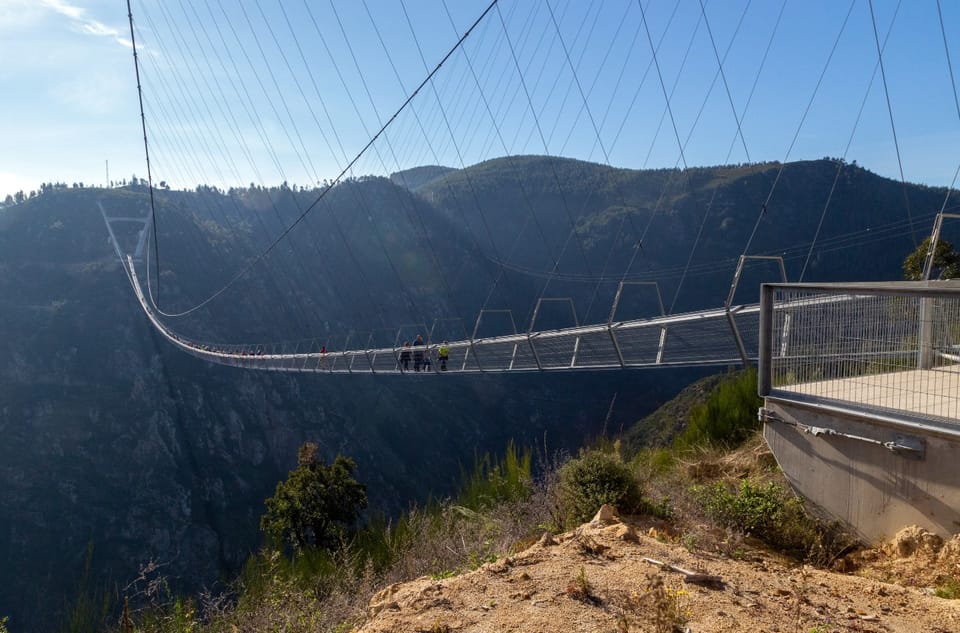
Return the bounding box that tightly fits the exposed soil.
[355,512,960,633]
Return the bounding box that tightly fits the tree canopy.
[260,443,367,551]
[903,237,960,281]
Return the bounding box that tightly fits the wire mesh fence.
[759,282,960,425]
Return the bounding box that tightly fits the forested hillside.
[0,156,949,630]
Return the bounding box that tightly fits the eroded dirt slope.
[356,511,960,633]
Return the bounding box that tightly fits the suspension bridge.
[109,0,960,540]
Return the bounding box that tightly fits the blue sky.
[2,0,959,199]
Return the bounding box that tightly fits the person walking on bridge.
[413,334,425,372]
[438,341,450,371]
[400,341,411,371]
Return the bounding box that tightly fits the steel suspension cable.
[800,1,902,281]
[131,0,500,319]
[867,0,917,247]
[494,2,598,327]
[126,0,162,308]
[739,0,857,260]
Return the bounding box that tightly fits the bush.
[559,449,642,527]
[675,369,761,450]
[693,479,848,562]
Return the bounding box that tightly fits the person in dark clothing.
[413,334,425,372]
[400,341,411,371]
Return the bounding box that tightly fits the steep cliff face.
[0,158,948,629]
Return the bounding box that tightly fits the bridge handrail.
[759,280,960,426]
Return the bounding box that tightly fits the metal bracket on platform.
[884,435,926,459]
[759,408,927,460]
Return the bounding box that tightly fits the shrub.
[693,479,849,562]
[559,449,642,526]
[675,369,761,450]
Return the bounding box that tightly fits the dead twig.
[642,557,725,589]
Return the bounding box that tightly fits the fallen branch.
[642,557,724,588]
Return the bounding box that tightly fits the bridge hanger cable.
[922,0,960,281]
[939,0,960,124]
[325,0,467,331]
[612,0,702,298]
[494,1,600,329]
[294,1,444,329]
[542,0,649,325]
[698,0,750,163]
[552,0,617,158]
[800,1,902,282]
[140,3,373,336]
[440,0,584,330]
[143,0,353,327]
[739,0,857,261]
[603,0,684,298]
[503,0,593,159]
[130,0,500,320]
[667,0,755,315]
[867,0,917,248]
[389,0,521,308]
[540,0,606,150]
[262,0,426,332]
[136,4,323,334]
[640,0,728,315]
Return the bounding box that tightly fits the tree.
[903,237,960,280]
[260,443,367,551]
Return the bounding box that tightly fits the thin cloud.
[38,0,131,48]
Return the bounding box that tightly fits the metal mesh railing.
[759,282,960,425]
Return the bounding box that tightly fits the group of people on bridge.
[399,335,450,372]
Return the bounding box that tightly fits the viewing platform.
[758,281,960,542]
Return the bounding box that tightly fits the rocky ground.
[355,509,960,633]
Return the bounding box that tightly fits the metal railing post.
[607,324,625,368]
[918,296,935,370]
[758,284,774,396]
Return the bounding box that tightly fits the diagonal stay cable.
[867,0,916,247]
[922,0,960,279]
[494,2,597,327]
[131,0,499,319]
[800,0,902,281]
[739,0,857,260]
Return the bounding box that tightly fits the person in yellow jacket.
[438,341,450,371]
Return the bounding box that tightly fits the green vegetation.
[692,478,851,564]
[559,447,642,527]
[458,441,531,511]
[903,236,960,280]
[80,370,860,632]
[60,543,113,633]
[260,443,368,552]
[674,369,761,451]
[935,576,960,599]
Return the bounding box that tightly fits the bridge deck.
[776,365,960,424]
